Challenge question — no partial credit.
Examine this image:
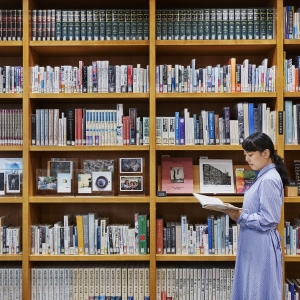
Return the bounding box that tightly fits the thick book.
[193,193,248,212]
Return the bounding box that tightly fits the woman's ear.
[263,149,270,158]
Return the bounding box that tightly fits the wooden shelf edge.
[156,92,276,98]
[0,255,22,261]
[29,145,149,151]
[284,256,300,262]
[284,197,300,203]
[30,255,150,261]
[0,94,23,98]
[0,146,23,151]
[30,41,150,47]
[156,196,244,203]
[29,93,149,99]
[156,145,243,151]
[0,197,23,203]
[156,40,276,46]
[29,196,150,203]
[156,254,236,261]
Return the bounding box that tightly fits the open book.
[193,193,249,213]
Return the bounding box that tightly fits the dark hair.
[242,132,289,186]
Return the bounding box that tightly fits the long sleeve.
[237,178,283,231]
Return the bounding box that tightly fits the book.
[193,193,248,212]
[161,157,193,194]
[235,169,259,193]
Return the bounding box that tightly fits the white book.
[161,267,167,296]
[59,268,64,300]
[144,267,150,300]
[127,267,134,299]
[48,269,54,300]
[121,267,128,300]
[31,268,37,300]
[156,117,162,144]
[88,268,95,299]
[83,268,89,300]
[94,268,100,300]
[115,267,122,299]
[138,267,145,300]
[193,193,248,213]
[162,116,169,145]
[36,268,43,300]
[133,267,139,300]
[64,269,70,300]
[99,267,106,298]
[42,268,48,300]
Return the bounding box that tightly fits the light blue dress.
[231,163,283,300]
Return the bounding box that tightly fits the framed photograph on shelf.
[161,157,193,194]
[235,167,259,194]
[76,159,116,196]
[119,158,143,173]
[47,160,73,178]
[57,173,72,193]
[199,158,234,194]
[77,173,92,194]
[6,173,20,193]
[37,176,57,191]
[120,176,143,192]
[92,171,113,192]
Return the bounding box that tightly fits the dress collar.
[257,163,276,179]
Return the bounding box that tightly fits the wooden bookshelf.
[0,0,299,298]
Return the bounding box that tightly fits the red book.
[156,217,164,254]
[127,65,133,93]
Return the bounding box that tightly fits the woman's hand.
[223,203,243,221]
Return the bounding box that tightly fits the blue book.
[199,114,204,145]
[97,226,101,254]
[207,216,213,254]
[248,103,254,135]
[286,278,295,300]
[175,112,180,145]
[208,111,215,145]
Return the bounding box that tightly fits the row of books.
[156,104,276,146]
[0,10,23,41]
[284,6,300,39]
[31,9,149,41]
[284,55,300,92]
[156,214,238,255]
[0,265,22,300]
[284,217,300,255]
[156,8,274,41]
[156,262,235,300]
[31,63,149,94]
[31,213,149,256]
[0,66,23,94]
[285,278,300,300]
[0,215,21,255]
[31,263,150,300]
[0,109,23,146]
[156,58,275,93]
[32,106,149,146]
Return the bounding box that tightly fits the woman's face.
[244,149,271,170]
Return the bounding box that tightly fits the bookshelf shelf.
[284,197,300,203]
[0,42,22,56]
[156,254,236,262]
[0,255,22,261]
[0,197,23,203]
[29,196,150,203]
[156,40,277,55]
[30,254,150,262]
[29,93,149,99]
[156,145,243,151]
[30,41,150,56]
[156,92,277,99]
[29,145,150,151]
[0,146,22,151]
[0,0,296,298]
[283,256,300,262]
[284,145,300,150]
[156,196,244,203]
[0,94,23,98]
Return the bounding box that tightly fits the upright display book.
[161,157,193,194]
[193,193,248,213]
[199,158,234,194]
[235,168,259,194]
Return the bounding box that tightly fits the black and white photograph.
[47,160,73,178]
[37,176,57,190]
[119,158,143,173]
[120,176,143,191]
[83,159,114,174]
[170,167,184,183]
[92,171,112,191]
[6,173,20,193]
[199,158,234,194]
